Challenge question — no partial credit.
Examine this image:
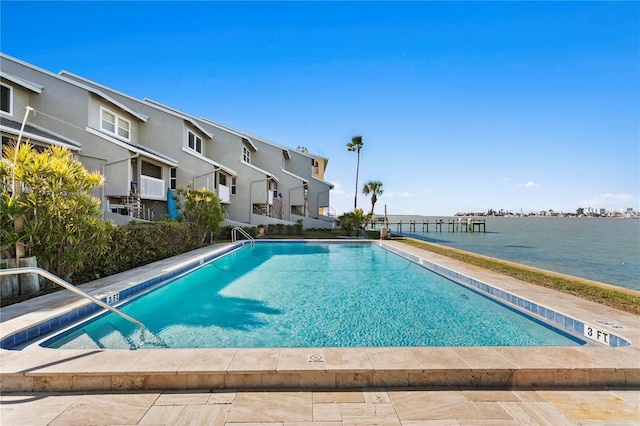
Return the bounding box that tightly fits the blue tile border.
[378,241,631,347]
[1,240,630,349]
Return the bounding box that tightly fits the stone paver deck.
[2,387,639,425]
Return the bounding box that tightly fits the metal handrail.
[231,226,255,245]
[0,267,143,328]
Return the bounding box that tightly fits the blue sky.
[2,1,638,216]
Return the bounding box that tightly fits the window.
[219,173,227,186]
[243,146,251,163]
[141,160,162,179]
[100,107,130,140]
[188,131,202,154]
[231,177,236,195]
[1,83,12,114]
[170,168,177,190]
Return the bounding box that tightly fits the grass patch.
[396,237,640,315]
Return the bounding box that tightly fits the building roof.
[280,168,308,184]
[1,117,81,150]
[0,71,43,93]
[142,98,213,139]
[55,72,149,122]
[241,160,279,182]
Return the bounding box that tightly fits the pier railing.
[372,218,486,233]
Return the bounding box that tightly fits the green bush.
[217,226,257,240]
[174,186,223,245]
[72,221,202,284]
[337,208,371,236]
[0,142,113,280]
[243,227,258,238]
[218,226,234,240]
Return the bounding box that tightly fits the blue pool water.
[43,242,584,349]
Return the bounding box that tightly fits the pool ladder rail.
[0,266,143,329]
[231,226,255,246]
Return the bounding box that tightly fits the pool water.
[43,242,584,349]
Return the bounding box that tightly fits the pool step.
[68,323,136,350]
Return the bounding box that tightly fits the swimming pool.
[40,241,586,349]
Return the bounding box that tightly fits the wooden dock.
[373,218,486,233]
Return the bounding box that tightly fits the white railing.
[0,267,143,328]
[231,227,255,246]
[218,184,230,203]
[139,175,165,199]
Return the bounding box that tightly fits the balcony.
[139,175,165,199]
[218,184,230,203]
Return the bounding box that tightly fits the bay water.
[383,216,639,291]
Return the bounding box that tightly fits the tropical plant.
[362,180,383,215]
[346,135,363,209]
[174,184,223,244]
[337,208,371,236]
[0,141,114,280]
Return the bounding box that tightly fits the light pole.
[11,106,35,259]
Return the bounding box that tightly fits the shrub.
[218,226,234,240]
[337,208,371,236]
[72,221,202,284]
[0,142,113,280]
[174,185,223,244]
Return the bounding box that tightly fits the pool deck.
[1,240,639,397]
[2,387,639,424]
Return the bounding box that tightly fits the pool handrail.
[0,267,143,329]
[231,226,255,245]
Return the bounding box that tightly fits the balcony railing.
[139,175,165,199]
[218,184,230,203]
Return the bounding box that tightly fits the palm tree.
[362,180,384,215]
[346,135,363,209]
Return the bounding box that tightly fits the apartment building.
[0,53,335,229]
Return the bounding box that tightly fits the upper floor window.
[100,107,130,140]
[188,131,202,154]
[1,83,12,115]
[243,146,251,163]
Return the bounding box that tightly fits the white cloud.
[385,191,413,198]
[329,181,347,196]
[520,181,538,188]
[581,193,638,209]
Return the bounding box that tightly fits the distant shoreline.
[376,214,639,219]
